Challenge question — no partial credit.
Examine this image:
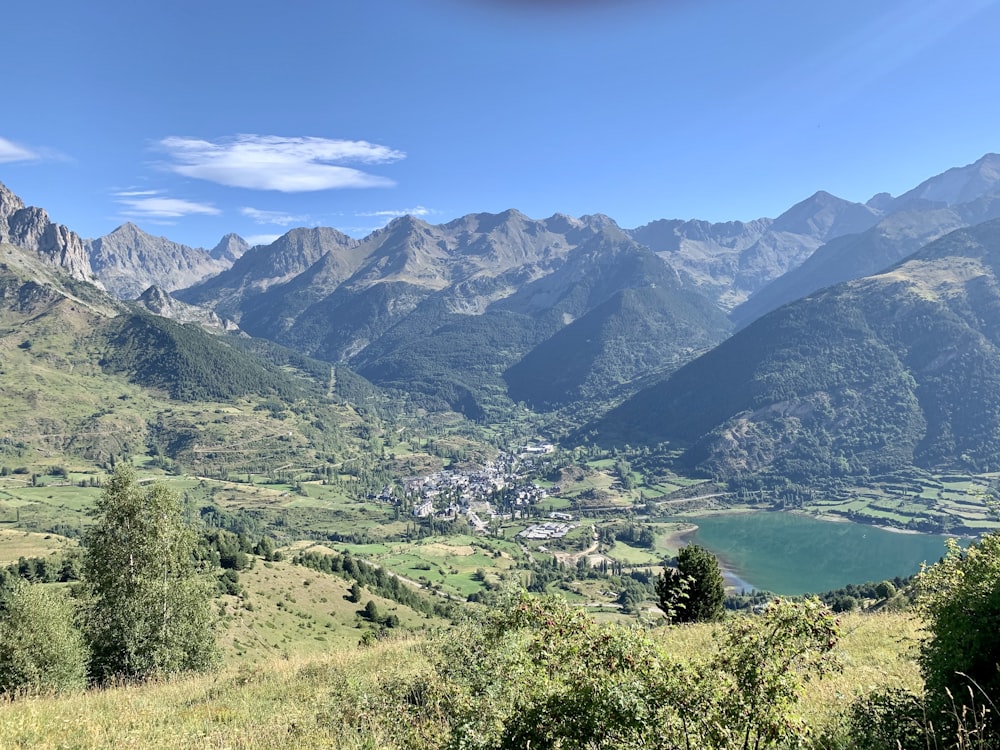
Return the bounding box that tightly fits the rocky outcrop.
[0,181,96,284]
[135,285,239,333]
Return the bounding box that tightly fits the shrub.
[917,533,1000,742]
[845,687,926,750]
[428,590,839,750]
[0,582,88,696]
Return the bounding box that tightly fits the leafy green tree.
[0,582,88,696]
[656,544,725,623]
[874,580,896,600]
[348,581,363,603]
[917,533,1000,740]
[82,464,217,682]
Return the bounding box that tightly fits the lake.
[673,511,961,595]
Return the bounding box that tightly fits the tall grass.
[0,637,434,749]
[0,611,925,749]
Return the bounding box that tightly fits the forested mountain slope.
[177,211,731,417]
[589,219,1000,485]
[733,154,1000,328]
[0,241,380,471]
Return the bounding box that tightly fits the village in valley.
[372,444,577,540]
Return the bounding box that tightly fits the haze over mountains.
[732,153,1000,327]
[5,153,1000,487]
[86,223,248,299]
[594,218,1000,487]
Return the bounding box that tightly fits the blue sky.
[2,0,999,248]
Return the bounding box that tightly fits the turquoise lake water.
[672,511,961,595]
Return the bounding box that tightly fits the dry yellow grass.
[0,607,924,749]
[658,609,923,732]
[217,558,446,664]
[0,528,77,565]
[0,640,431,749]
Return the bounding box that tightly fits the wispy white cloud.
[158,134,405,192]
[245,233,282,246]
[114,189,160,197]
[240,207,309,226]
[0,137,40,163]
[358,205,434,218]
[114,190,220,219]
[0,136,69,164]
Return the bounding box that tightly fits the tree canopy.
[0,582,87,696]
[83,464,217,682]
[656,543,726,623]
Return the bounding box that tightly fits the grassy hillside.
[0,608,922,749]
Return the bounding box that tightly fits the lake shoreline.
[656,507,958,595]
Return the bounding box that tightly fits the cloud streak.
[158,134,405,192]
[358,205,433,218]
[114,190,220,219]
[0,137,38,163]
[240,207,310,226]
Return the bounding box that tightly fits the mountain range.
[173,211,733,417]
[593,217,1000,486]
[0,235,377,477]
[86,223,248,299]
[5,153,1000,486]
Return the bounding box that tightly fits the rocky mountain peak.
[543,213,584,233]
[380,214,433,237]
[770,190,879,240]
[0,180,27,221]
[580,213,620,231]
[894,153,1000,209]
[210,233,249,263]
[866,192,894,211]
[0,181,95,284]
[87,223,228,299]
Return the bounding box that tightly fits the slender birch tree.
[83,464,216,682]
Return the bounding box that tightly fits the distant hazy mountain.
[592,218,1000,484]
[86,223,237,299]
[733,154,1000,327]
[179,210,730,417]
[501,231,728,408]
[628,191,880,310]
[175,226,361,320]
[0,181,96,284]
[890,152,1000,209]
[210,233,250,263]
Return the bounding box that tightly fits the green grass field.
[0,609,923,749]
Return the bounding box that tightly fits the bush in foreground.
[374,590,842,750]
[0,581,88,696]
[917,532,1000,746]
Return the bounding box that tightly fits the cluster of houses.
[375,449,561,535]
[517,519,576,540]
